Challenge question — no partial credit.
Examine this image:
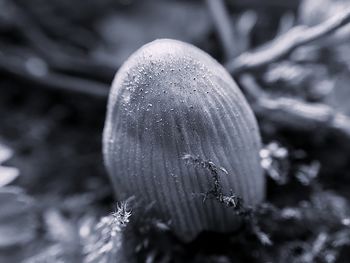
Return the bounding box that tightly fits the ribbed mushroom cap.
[103,39,265,241]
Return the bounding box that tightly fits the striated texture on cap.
[103,39,265,241]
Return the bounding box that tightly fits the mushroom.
[103,39,265,241]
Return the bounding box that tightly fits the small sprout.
[81,202,131,263]
[112,202,132,227]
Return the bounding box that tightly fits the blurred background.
[2,0,350,262]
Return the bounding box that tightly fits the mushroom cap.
[103,39,265,241]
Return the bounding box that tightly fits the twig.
[239,74,350,142]
[0,43,116,82]
[206,0,236,60]
[0,55,109,98]
[182,154,272,245]
[182,154,239,207]
[226,8,350,74]
[2,0,116,82]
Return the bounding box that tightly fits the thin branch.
[48,57,116,82]
[226,8,350,74]
[0,55,109,98]
[182,154,272,245]
[2,0,116,82]
[0,43,116,82]
[239,74,350,142]
[206,0,236,60]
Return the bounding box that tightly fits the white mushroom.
[103,39,265,241]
